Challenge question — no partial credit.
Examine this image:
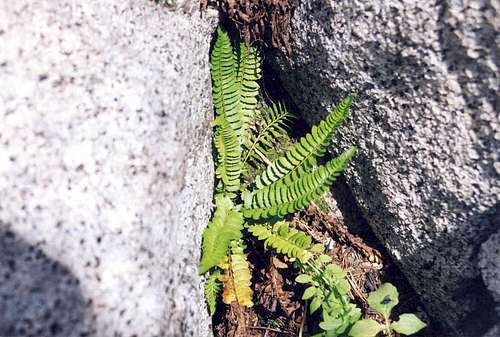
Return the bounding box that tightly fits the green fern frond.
[244,147,356,219]
[219,241,254,307]
[211,27,238,127]
[254,97,353,189]
[200,195,244,273]
[248,222,314,263]
[204,270,222,315]
[243,102,292,165]
[236,43,261,138]
[214,120,242,192]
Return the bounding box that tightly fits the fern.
[199,195,244,273]
[204,270,222,315]
[248,222,314,263]
[211,27,238,127]
[254,96,353,189]
[243,102,292,166]
[244,147,357,219]
[200,27,372,336]
[219,241,254,307]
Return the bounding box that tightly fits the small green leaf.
[317,254,333,264]
[319,319,343,331]
[367,283,399,320]
[348,319,384,337]
[310,243,325,253]
[302,286,317,300]
[391,314,427,335]
[310,296,322,314]
[296,274,313,284]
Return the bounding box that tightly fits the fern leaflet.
[254,97,353,189]
[200,195,244,273]
[244,147,357,219]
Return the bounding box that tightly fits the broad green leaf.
[391,314,427,335]
[296,274,313,284]
[367,282,399,320]
[302,286,317,300]
[348,319,384,337]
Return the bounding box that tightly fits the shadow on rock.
[0,226,90,337]
[331,154,499,337]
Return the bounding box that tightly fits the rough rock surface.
[480,230,500,337]
[480,231,500,301]
[268,1,499,336]
[0,1,216,336]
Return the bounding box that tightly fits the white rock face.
[0,1,216,336]
[269,1,499,336]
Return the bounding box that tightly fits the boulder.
[0,1,216,336]
[268,1,499,336]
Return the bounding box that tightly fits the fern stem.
[299,301,307,337]
[252,147,272,166]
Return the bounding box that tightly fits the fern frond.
[211,27,238,126]
[236,43,261,138]
[243,102,292,165]
[244,147,356,219]
[220,242,254,307]
[248,222,314,263]
[204,270,222,315]
[214,120,242,192]
[200,195,244,273]
[254,97,353,189]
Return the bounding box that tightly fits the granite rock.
[480,230,500,302]
[268,1,499,336]
[0,1,216,336]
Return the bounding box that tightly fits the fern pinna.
[200,27,359,336]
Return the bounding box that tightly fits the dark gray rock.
[480,230,500,311]
[0,1,216,336]
[268,1,499,336]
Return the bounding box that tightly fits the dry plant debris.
[201,0,297,51]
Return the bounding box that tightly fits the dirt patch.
[201,0,297,52]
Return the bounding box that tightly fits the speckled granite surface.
[268,1,499,336]
[0,1,216,336]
